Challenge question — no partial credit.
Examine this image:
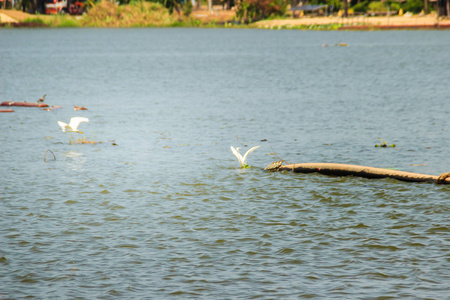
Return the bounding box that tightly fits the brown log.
[278,163,450,184]
[1,101,49,107]
[0,109,14,113]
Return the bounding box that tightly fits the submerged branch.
[44,149,56,162]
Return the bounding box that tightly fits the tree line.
[1,0,449,20]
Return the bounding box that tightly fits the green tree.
[403,0,424,12]
[352,1,369,13]
[236,0,287,21]
[182,0,193,16]
[309,0,341,13]
[163,0,182,14]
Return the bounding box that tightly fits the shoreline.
[252,13,450,29]
[2,8,450,30]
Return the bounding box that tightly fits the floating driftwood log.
[0,109,14,113]
[274,163,450,184]
[1,101,49,108]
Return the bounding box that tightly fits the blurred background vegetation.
[1,0,449,25]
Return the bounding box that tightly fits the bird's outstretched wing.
[230,146,244,166]
[57,121,69,132]
[242,146,260,165]
[68,117,89,131]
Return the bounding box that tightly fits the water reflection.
[63,150,86,171]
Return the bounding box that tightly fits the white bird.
[58,117,89,133]
[230,145,260,168]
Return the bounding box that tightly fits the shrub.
[81,0,176,27]
[183,0,193,17]
[368,1,387,12]
[309,0,341,12]
[352,1,369,13]
[403,0,424,13]
[57,17,80,27]
[389,2,400,11]
[236,0,286,22]
[325,0,342,12]
[24,17,46,24]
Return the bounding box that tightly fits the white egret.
[58,117,89,133]
[230,145,260,168]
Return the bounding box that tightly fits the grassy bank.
[80,1,177,27]
[2,2,449,29]
[2,1,238,28]
[249,23,343,30]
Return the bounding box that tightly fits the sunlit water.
[1,28,449,298]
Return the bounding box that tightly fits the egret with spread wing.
[230,145,260,168]
[58,117,89,133]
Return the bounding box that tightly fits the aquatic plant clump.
[375,138,396,148]
[81,0,177,27]
[69,136,100,144]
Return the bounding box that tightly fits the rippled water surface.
[1,28,449,299]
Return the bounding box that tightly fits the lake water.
[1,28,449,299]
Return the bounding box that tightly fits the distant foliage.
[182,0,193,17]
[389,2,400,11]
[352,0,404,13]
[163,0,181,14]
[368,1,387,12]
[236,0,287,22]
[403,0,424,13]
[81,0,177,27]
[326,0,342,12]
[24,17,46,24]
[309,0,341,13]
[352,1,369,13]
